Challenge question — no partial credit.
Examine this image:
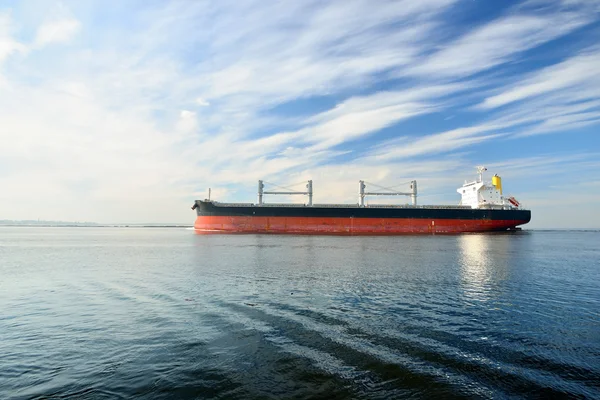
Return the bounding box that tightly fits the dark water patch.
[200,319,357,399]
[216,300,492,399]
[269,301,600,391]
[397,317,600,388]
[264,303,595,398]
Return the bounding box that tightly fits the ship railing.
[259,203,308,207]
[210,202,309,208]
[312,204,361,208]
[208,201,475,210]
[367,204,472,209]
[209,201,255,207]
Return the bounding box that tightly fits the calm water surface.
[0,228,599,399]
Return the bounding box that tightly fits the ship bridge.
[458,166,522,210]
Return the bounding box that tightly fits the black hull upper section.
[194,201,531,223]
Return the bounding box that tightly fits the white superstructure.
[458,166,521,209]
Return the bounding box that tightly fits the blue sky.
[0,0,599,227]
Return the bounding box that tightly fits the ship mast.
[476,166,487,182]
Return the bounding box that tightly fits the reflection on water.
[459,234,493,302]
[459,234,511,302]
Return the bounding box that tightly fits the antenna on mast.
[476,166,487,182]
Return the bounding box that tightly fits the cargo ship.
[191,167,531,234]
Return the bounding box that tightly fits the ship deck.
[205,201,518,211]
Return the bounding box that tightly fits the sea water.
[1,227,599,399]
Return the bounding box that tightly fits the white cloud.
[34,18,80,46]
[0,13,26,65]
[195,97,210,106]
[176,110,198,133]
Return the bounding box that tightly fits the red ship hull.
[194,215,528,235]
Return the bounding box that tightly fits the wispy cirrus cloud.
[470,46,600,137]
[408,1,595,79]
[479,49,600,110]
[365,125,507,162]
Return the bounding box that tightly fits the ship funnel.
[492,174,502,194]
